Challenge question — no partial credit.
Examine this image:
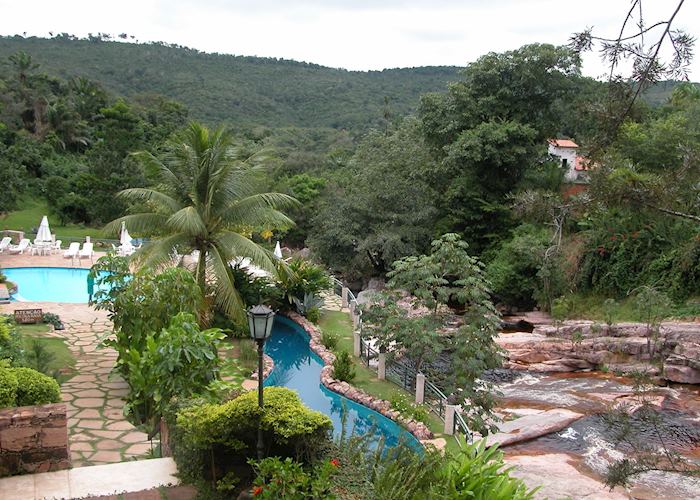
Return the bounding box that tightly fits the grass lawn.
[1,198,102,240]
[318,310,461,455]
[17,323,77,383]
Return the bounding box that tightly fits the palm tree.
[105,122,298,321]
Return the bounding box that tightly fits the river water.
[496,371,700,498]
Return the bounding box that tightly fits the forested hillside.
[0,35,460,130]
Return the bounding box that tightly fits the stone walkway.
[0,301,154,467]
[57,315,153,467]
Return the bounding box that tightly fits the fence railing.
[329,277,472,446]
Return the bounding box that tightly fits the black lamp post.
[247,304,275,460]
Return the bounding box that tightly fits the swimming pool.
[265,316,421,449]
[4,267,107,303]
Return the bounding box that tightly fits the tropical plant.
[292,293,325,317]
[92,266,203,379]
[249,456,337,499]
[278,258,332,308]
[122,312,226,433]
[331,351,356,383]
[105,122,298,321]
[435,439,537,499]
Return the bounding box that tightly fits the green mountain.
[0,36,461,130]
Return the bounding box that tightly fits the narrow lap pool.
[264,316,421,449]
[4,267,107,303]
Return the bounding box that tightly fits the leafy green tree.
[309,118,438,279]
[419,44,580,251]
[106,122,298,321]
[382,234,503,434]
[486,224,566,310]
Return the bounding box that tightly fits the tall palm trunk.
[196,246,207,293]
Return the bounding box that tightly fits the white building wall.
[548,144,579,182]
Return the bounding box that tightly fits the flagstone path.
[0,301,155,468]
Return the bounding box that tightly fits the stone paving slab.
[0,458,179,500]
[0,300,155,467]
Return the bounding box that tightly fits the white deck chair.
[64,242,80,258]
[8,239,31,254]
[0,237,11,253]
[79,242,94,261]
[52,240,62,254]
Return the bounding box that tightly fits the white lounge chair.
[0,237,11,253]
[79,242,94,261]
[8,239,31,254]
[64,242,80,258]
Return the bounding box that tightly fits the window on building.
[561,158,568,168]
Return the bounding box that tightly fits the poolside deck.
[0,250,107,270]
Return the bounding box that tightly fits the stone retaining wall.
[0,403,71,476]
[251,353,274,381]
[285,312,433,441]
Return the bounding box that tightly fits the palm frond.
[117,188,181,213]
[103,213,169,237]
[215,231,279,276]
[132,233,193,270]
[208,243,246,322]
[166,206,208,237]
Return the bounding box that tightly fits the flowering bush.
[249,456,337,499]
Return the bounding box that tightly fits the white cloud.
[0,0,697,78]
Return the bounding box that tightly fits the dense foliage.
[0,361,60,408]
[0,50,187,223]
[169,387,332,495]
[0,35,460,131]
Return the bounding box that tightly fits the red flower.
[253,486,264,496]
[330,458,340,468]
[610,235,617,241]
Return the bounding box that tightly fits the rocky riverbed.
[486,316,700,498]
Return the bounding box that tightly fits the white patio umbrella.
[273,241,283,259]
[120,221,133,246]
[36,216,52,242]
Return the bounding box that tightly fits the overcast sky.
[0,0,697,78]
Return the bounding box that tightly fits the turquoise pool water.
[264,316,421,449]
[4,267,107,303]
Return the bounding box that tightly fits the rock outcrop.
[498,320,700,384]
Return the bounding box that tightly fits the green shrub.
[13,367,61,406]
[0,315,24,365]
[171,387,332,495]
[278,258,332,308]
[306,306,321,324]
[332,351,356,382]
[320,330,338,350]
[249,456,336,499]
[390,392,430,423]
[0,362,18,408]
[435,439,537,499]
[42,312,63,329]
